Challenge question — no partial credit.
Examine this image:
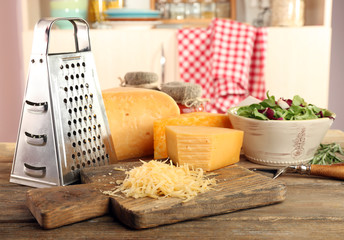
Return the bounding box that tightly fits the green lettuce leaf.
[232,92,334,121]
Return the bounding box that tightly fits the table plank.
[0,184,37,223]
[0,143,14,185]
[322,129,344,147]
[0,142,15,162]
[1,215,344,240]
[1,130,344,239]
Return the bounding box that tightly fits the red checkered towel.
[177,19,267,113]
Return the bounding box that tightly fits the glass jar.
[270,0,305,27]
[185,0,201,19]
[200,0,215,19]
[215,0,230,18]
[88,0,107,23]
[156,0,170,19]
[170,0,185,20]
[178,103,205,114]
[107,0,124,9]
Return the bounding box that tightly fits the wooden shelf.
[160,18,212,28]
[22,0,332,31]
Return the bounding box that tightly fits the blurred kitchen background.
[0,0,343,142]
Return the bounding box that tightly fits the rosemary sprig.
[308,143,344,165]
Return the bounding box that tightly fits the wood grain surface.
[26,161,286,229]
[26,184,111,229]
[2,130,344,239]
[310,163,344,179]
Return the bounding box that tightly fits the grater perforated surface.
[49,53,115,185]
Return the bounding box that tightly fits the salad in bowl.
[228,93,335,166]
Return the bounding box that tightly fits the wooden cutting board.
[26,161,286,229]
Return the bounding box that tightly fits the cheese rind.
[102,87,180,160]
[165,126,244,171]
[154,112,232,159]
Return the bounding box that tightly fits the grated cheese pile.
[103,160,216,202]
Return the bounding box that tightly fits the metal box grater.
[10,18,117,188]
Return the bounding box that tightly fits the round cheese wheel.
[102,87,180,160]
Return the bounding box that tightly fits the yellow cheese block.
[153,112,232,159]
[165,126,244,171]
[102,87,180,160]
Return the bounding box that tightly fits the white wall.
[0,0,342,143]
[0,0,24,142]
[329,0,344,130]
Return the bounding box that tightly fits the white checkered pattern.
[177,19,267,113]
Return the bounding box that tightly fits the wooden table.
[1,130,344,239]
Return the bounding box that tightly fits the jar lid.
[120,72,159,90]
[161,81,202,103]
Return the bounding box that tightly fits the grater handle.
[24,163,46,178]
[31,17,91,55]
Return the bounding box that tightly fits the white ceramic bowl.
[228,106,335,166]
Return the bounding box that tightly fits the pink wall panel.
[0,0,24,142]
